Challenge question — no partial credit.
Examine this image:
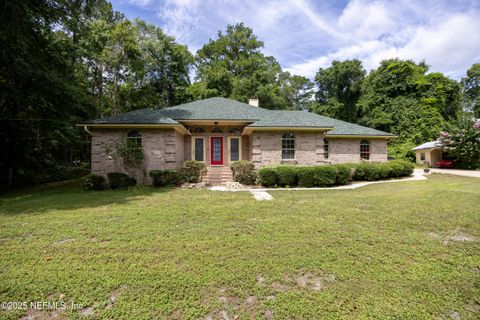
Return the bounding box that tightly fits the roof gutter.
[242,126,334,135]
[75,123,189,135]
[326,134,397,139]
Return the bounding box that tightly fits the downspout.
[83,125,93,135]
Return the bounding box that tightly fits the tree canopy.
[313,60,365,123]
[462,63,480,118]
[193,23,312,110]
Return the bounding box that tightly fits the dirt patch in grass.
[79,306,95,316]
[19,308,65,320]
[53,238,75,244]
[105,285,127,309]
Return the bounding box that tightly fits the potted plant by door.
[423,161,430,173]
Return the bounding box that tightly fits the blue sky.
[111,0,480,80]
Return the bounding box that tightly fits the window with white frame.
[360,140,370,160]
[282,132,295,160]
[126,130,142,151]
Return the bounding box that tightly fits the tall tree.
[358,58,461,160]
[193,23,305,109]
[462,63,480,118]
[131,20,193,109]
[313,60,365,122]
[0,0,93,187]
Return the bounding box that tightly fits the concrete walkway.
[428,168,480,178]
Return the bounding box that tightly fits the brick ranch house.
[79,97,395,185]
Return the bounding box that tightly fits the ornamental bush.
[390,159,414,176]
[107,172,136,189]
[354,163,382,181]
[149,170,184,187]
[276,166,297,186]
[181,160,206,183]
[313,166,338,187]
[296,167,315,187]
[81,174,106,191]
[378,163,393,179]
[230,161,256,185]
[386,162,404,177]
[257,168,277,187]
[334,165,352,185]
[438,118,480,165]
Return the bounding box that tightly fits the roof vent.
[248,97,259,107]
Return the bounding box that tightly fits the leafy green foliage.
[313,166,338,187]
[107,172,136,189]
[358,59,461,159]
[193,23,313,110]
[276,166,297,186]
[438,118,480,166]
[149,170,184,187]
[313,60,366,122]
[462,63,480,118]
[257,168,277,187]
[230,161,256,185]
[334,165,353,185]
[296,167,315,187]
[181,161,206,183]
[81,174,107,191]
[353,163,380,181]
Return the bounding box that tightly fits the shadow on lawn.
[0,179,172,215]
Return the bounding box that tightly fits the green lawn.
[0,174,479,319]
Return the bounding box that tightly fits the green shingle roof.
[160,97,270,120]
[322,118,395,136]
[246,111,334,128]
[82,108,178,124]
[82,97,394,137]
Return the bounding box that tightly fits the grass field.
[0,174,479,319]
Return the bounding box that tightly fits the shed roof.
[412,141,443,151]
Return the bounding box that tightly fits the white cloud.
[337,0,396,40]
[286,6,480,79]
[126,0,152,7]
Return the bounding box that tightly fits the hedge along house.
[79,97,395,185]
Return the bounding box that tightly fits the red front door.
[210,137,223,165]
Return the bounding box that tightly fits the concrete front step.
[204,166,233,185]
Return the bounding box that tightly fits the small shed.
[412,141,443,167]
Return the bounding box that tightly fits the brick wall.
[326,138,388,164]
[251,131,327,168]
[90,128,182,185]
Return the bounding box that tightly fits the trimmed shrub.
[386,162,404,177]
[276,166,297,186]
[390,159,414,176]
[313,166,338,187]
[181,160,206,183]
[149,169,183,187]
[107,172,136,189]
[258,168,277,187]
[81,174,106,191]
[353,163,381,181]
[296,167,315,187]
[231,161,256,185]
[334,165,352,185]
[378,163,393,179]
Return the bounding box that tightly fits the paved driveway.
[429,168,480,178]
